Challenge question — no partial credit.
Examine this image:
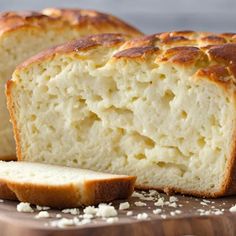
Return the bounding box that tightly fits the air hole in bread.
[163,89,175,104]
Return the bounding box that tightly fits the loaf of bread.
[0,8,142,161]
[0,161,135,208]
[7,31,236,197]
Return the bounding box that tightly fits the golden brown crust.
[17,33,128,70]
[7,182,81,208]
[196,65,231,86]
[0,176,136,208]
[0,180,17,200]
[0,8,142,37]
[6,81,22,162]
[84,177,136,205]
[114,46,160,59]
[0,155,16,161]
[200,35,227,44]
[160,46,208,66]
[219,121,236,196]
[42,8,142,36]
[16,31,236,84]
[208,43,236,65]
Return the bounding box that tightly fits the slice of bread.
[7,31,236,198]
[0,8,142,161]
[0,161,135,208]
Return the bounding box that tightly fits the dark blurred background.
[0,0,235,34]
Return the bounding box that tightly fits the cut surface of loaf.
[7,31,236,197]
[0,8,142,160]
[0,161,135,208]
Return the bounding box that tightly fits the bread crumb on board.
[35,211,50,219]
[119,202,130,210]
[134,201,147,207]
[229,205,236,212]
[11,190,234,229]
[136,213,148,220]
[153,208,162,215]
[96,204,117,218]
[106,217,119,224]
[17,202,34,213]
[61,208,79,215]
[36,205,50,211]
[126,211,133,216]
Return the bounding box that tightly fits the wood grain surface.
[0,191,236,236]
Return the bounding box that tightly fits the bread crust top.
[0,8,142,37]
[15,31,236,89]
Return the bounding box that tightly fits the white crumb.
[132,191,144,198]
[200,210,210,216]
[17,202,34,213]
[169,202,177,208]
[214,210,223,215]
[134,201,147,207]
[61,208,79,215]
[149,190,159,196]
[36,205,50,211]
[56,214,62,218]
[136,213,148,220]
[175,210,182,214]
[80,218,92,224]
[139,196,155,201]
[197,209,204,212]
[106,217,119,224]
[35,211,50,219]
[51,218,76,228]
[202,199,211,203]
[0,199,4,203]
[153,208,162,214]
[169,196,178,202]
[200,202,208,206]
[229,205,236,212]
[154,198,165,207]
[119,202,130,210]
[72,217,80,225]
[83,206,97,215]
[96,204,117,218]
[50,217,91,228]
[161,214,167,219]
[126,211,133,216]
[82,214,94,219]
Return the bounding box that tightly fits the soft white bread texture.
[0,161,135,208]
[0,8,142,160]
[7,31,236,198]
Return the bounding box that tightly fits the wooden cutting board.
[0,191,236,236]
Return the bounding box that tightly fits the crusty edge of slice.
[0,179,17,201]
[0,155,16,161]
[0,176,136,208]
[6,80,22,162]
